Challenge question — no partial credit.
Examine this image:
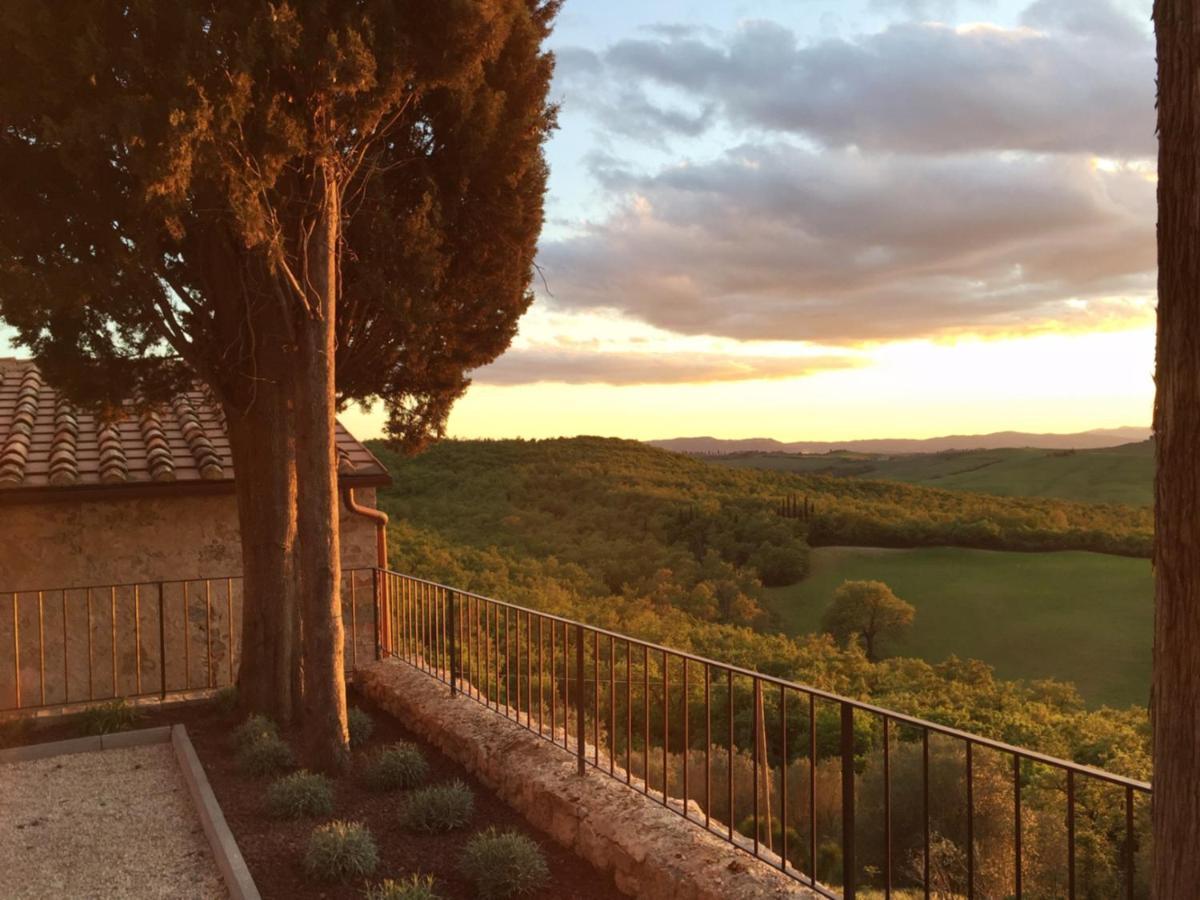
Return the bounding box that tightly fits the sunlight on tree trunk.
[1153,2,1200,894]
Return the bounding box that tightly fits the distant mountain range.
[648,427,1152,456]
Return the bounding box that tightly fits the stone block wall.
[356,660,820,900]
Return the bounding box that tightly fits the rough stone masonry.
[356,660,823,900]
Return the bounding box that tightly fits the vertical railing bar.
[61,590,69,705]
[528,611,534,730]
[550,616,556,740]
[182,582,190,690]
[781,685,788,872]
[883,716,891,898]
[626,640,633,785]
[662,649,669,805]
[728,667,734,841]
[112,586,120,697]
[966,741,975,900]
[810,691,817,889]
[86,587,94,701]
[575,623,585,776]
[1014,754,1023,900]
[1125,785,1135,900]
[705,664,712,828]
[505,606,512,715]
[38,591,46,706]
[226,577,234,685]
[350,573,358,670]
[1067,768,1076,900]
[923,728,930,900]
[841,702,855,900]
[449,590,458,697]
[539,616,545,735]
[644,644,650,793]
[682,658,690,818]
[609,635,616,776]
[157,582,166,700]
[12,593,21,710]
[133,585,141,697]
[594,629,600,766]
[752,676,760,856]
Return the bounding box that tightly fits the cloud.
[473,347,858,386]
[556,1,1153,158]
[537,145,1155,343]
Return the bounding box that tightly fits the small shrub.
[231,713,278,750]
[401,780,474,833]
[363,742,428,792]
[237,732,294,776]
[266,771,334,819]
[80,700,143,736]
[363,874,442,900]
[458,828,550,899]
[348,707,375,748]
[214,686,239,716]
[304,820,378,882]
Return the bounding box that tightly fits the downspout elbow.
[341,485,389,571]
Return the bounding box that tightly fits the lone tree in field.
[821,580,914,662]
[0,2,559,768]
[1153,2,1200,892]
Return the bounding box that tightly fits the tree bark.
[1153,3,1200,895]
[225,338,299,724]
[294,162,349,770]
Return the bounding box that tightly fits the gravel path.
[0,742,226,899]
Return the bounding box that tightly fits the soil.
[1,694,624,900]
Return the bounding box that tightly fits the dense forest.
[370,437,1148,773]
[370,436,1150,895]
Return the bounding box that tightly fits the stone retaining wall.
[356,660,821,900]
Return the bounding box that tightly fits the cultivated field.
[719,441,1152,506]
[763,546,1152,709]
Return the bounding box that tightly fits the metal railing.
[377,568,1153,900]
[1,565,1154,897]
[0,568,378,712]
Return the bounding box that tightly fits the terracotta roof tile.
[0,358,389,494]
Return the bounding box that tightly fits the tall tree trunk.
[1153,3,1200,895]
[294,163,349,770]
[225,341,299,723]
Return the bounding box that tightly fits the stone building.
[0,358,391,710]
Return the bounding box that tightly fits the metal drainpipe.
[342,485,390,652]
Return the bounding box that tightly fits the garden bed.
[1,693,623,900]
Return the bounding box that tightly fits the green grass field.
[720,441,1153,506]
[763,546,1152,709]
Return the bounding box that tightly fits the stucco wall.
[0,488,382,709]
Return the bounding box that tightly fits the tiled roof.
[0,358,389,495]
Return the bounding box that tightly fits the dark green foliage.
[821,580,916,661]
[458,828,549,899]
[363,742,428,792]
[371,437,1150,784]
[238,732,294,777]
[214,686,239,717]
[231,714,279,751]
[303,820,378,882]
[348,707,375,749]
[401,780,474,832]
[0,1,561,448]
[79,700,143,736]
[363,875,442,900]
[266,771,334,819]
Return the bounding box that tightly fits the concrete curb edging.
[172,724,262,900]
[0,724,173,764]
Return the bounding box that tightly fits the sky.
[4,0,1160,443]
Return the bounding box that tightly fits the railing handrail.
[376,566,1152,793]
[0,575,245,597]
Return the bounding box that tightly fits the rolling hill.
[712,440,1153,507]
